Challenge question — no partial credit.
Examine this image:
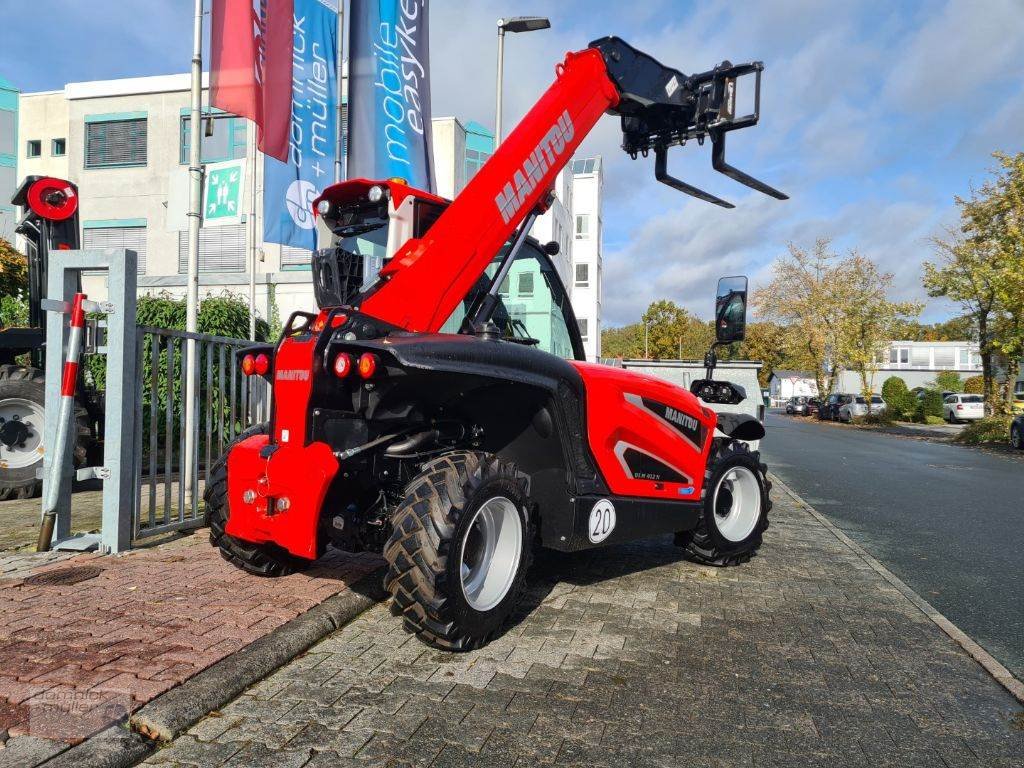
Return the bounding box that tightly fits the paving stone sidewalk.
[146,483,1023,768]
[0,531,381,761]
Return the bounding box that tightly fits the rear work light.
[254,354,270,376]
[333,353,353,378]
[358,353,378,379]
[241,354,256,376]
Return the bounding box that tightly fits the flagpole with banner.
[347,0,433,191]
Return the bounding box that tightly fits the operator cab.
[311,180,584,361]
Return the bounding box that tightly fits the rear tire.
[676,440,771,567]
[204,422,309,577]
[383,450,534,651]
[1011,424,1023,450]
[0,365,91,501]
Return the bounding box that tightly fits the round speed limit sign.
[588,499,616,544]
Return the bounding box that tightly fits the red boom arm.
[360,48,619,332]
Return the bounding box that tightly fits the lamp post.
[495,16,550,145]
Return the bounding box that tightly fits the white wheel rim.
[459,495,522,612]
[712,466,761,543]
[0,398,45,470]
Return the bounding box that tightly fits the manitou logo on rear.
[494,110,575,224]
[664,406,699,432]
[276,370,310,381]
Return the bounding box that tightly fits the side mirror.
[715,275,748,343]
[543,240,560,256]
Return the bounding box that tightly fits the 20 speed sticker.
[588,499,616,544]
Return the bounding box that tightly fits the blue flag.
[263,0,339,250]
[348,0,434,191]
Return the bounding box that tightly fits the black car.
[1012,414,1023,450]
[819,393,853,421]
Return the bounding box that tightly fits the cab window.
[441,242,583,360]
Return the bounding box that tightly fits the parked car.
[806,398,821,417]
[943,393,984,423]
[785,396,810,415]
[1011,414,1024,450]
[839,395,886,422]
[820,393,853,421]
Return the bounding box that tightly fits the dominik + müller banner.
[347,0,434,191]
[263,0,339,250]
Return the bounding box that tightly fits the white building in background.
[569,157,603,361]
[834,340,983,392]
[13,73,603,357]
[768,371,819,402]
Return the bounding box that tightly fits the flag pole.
[335,1,344,183]
[248,136,257,340]
[184,0,204,508]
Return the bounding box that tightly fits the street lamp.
[495,16,551,145]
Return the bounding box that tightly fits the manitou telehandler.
[206,37,787,650]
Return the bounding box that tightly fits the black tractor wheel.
[383,450,534,651]
[204,422,310,577]
[676,439,771,566]
[0,364,91,501]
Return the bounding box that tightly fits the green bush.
[964,375,984,394]
[933,371,964,393]
[881,376,915,420]
[856,411,895,426]
[955,416,1012,444]
[918,389,944,420]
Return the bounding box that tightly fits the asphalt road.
[760,411,1024,681]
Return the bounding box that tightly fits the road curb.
[769,472,1024,705]
[37,565,388,768]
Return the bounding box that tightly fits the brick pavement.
[0,531,381,750]
[144,483,1024,768]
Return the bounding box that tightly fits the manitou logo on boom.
[494,110,575,224]
[664,406,699,432]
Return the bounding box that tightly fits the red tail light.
[241,354,256,376]
[956,404,963,410]
[254,353,270,376]
[333,353,353,378]
[331,313,349,328]
[358,353,378,379]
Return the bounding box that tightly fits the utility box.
[613,359,765,449]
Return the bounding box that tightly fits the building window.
[578,317,588,341]
[464,147,490,181]
[85,118,147,168]
[517,271,534,297]
[575,262,589,287]
[281,246,312,271]
[890,347,909,365]
[933,347,954,368]
[958,348,973,367]
[177,224,246,273]
[180,114,246,164]
[51,138,66,157]
[82,225,147,274]
[575,214,589,239]
[910,347,929,367]
[26,139,41,158]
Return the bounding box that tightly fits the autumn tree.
[925,152,1024,414]
[754,239,849,403]
[739,321,790,387]
[839,254,921,410]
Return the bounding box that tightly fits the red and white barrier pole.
[37,292,87,552]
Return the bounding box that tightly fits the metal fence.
[132,327,270,539]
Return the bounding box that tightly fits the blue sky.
[2,0,1022,325]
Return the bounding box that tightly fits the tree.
[600,323,644,359]
[639,300,714,360]
[925,152,1024,415]
[739,321,791,387]
[963,375,983,393]
[881,376,913,420]
[756,240,852,404]
[838,254,921,411]
[0,238,29,331]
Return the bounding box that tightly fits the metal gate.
[132,327,270,539]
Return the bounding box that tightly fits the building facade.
[834,340,982,392]
[569,157,603,361]
[0,76,18,243]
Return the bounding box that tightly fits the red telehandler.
[206,37,787,650]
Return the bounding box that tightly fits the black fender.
[715,412,765,441]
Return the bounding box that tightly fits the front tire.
[383,451,534,651]
[676,440,771,566]
[204,422,309,577]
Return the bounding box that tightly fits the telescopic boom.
[359,37,785,333]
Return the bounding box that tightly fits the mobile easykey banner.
[348,0,434,192]
[263,0,339,250]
